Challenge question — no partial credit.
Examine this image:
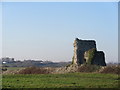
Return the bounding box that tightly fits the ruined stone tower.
[73,38,106,66]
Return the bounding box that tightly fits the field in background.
[2,73,119,88]
[4,67,25,71]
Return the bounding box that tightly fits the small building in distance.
[2,57,15,63]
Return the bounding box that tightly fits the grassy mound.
[17,67,54,74]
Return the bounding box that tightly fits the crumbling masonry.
[73,38,106,66]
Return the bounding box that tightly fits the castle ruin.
[73,38,106,66]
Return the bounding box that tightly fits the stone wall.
[92,51,106,66]
[73,38,106,66]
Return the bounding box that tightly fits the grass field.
[2,73,119,88]
[4,67,25,71]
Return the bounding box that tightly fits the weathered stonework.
[73,38,106,66]
[92,51,106,66]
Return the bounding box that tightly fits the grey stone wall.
[73,38,106,66]
[92,51,106,66]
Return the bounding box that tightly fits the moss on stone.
[85,48,96,65]
[71,56,74,64]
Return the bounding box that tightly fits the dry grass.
[77,64,120,74]
[77,64,100,72]
[17,67,54,74]
[99,65,120,74]
[6,65,120,75]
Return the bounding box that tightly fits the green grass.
[6,67,25,71]
[2,73,119,88]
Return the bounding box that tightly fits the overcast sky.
[2,2,118,63]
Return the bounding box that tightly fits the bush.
[17,67,53,74]
[77,64,100,72]
[66,64,71,68]
[99,65,120,74]
[2,68,7,71]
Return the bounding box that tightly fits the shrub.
[66,64,71,68]
[17,67,53,74]
[2,68,7,71]
[99,65,120,74]
[77,64,100,72]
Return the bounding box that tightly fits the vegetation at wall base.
[86,48,96,65]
